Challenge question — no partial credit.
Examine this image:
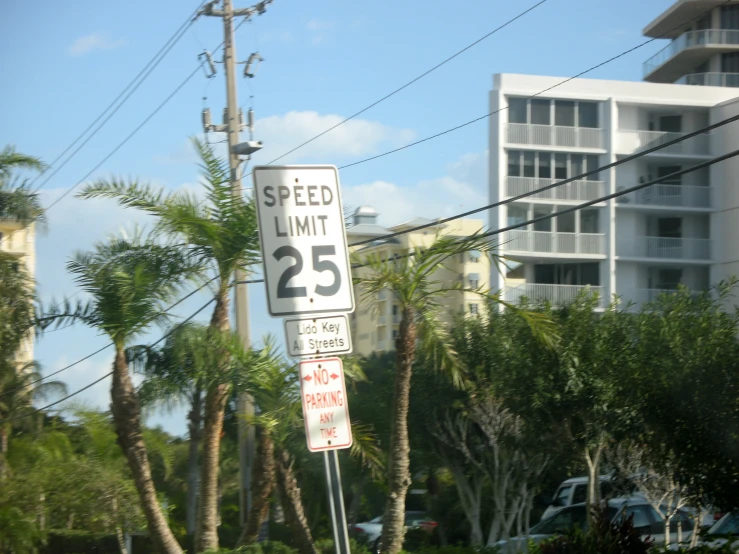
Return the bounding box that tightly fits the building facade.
[643,0,739,87]
[0,218,36,367]
[347,206,491,356]
[489,73,739,309]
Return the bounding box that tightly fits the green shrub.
[204,540,299,554]
[315,537,371,554]
[40,529,118,554]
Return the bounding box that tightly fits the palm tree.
[352,233,553,554]
[0,361,67,481]
[0,145,45,226]
[78,138,260,552]
[233,343,382,554]
[43,232,199,554]
[131,322,241,538]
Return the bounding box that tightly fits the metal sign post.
[324,449,351,554]
[253,165,355,554]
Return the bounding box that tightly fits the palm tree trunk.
[196,292,231,552]
[381,310,417,554]
[275,446,317,554]
[0,424,8,481]
[238,429,275,545]
[110,348,183,554]
[186,385,202,536]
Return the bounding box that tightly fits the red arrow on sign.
[330,373,339,380]
[303,374,312,382]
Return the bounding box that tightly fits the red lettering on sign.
[320,427,338,439]
[319,412,335,424]
[313,368,329,384]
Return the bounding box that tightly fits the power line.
[348,112,739,247]
[333,1,730,172]
[0,275,219,399]
[264,0,549,165]
[28,1,206,193]
[237,141,739,285]
[18,146,739,418]
[1,294,220,424]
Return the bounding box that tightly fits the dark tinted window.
[531,506,587,535]
[509,98,528,123]
[531,99,551,125]
[578,102,599,128]
[508,151,521,177]
[572,484,587,503]
[555,100,575,127]
[711,512,739,535]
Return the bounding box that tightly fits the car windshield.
[552,485,572,506]
[709,512,739,536]
[369,515,383,524]
[404,513,428,526]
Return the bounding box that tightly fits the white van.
[541,476,616,521]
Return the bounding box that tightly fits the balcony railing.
[377,340,386,351]
[507,123,605,149]
[504,230,606,256]
[506,176,606,202]
[506,283,605,308]
[378,290,388,301]
[378,315,387,326]
[618,236,711,260]
[393,314,401,324]
[644,29,739,77]
[631,288,703,304]
[617,130,710,156]
[615,184,711,208]
[675,72,739,87]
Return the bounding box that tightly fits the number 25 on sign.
[253,166,355,317]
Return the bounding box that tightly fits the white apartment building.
[489,72,739,308]
[643,0,739,87]
[0,217,36,367]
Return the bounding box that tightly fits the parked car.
[668,511,739,551]
[349,511,437,550]
[541,476,616,521]
[497,498,695,553]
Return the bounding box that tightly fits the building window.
[508,205,527,227]
[507,151,600,181]
[509,97,528,123]
[508,97,599,128]
[723,52,739,73]
[530,99,551,125]
[392,329,398,340]
[722,4,739,30]
[469,303,479,315]
[508,150,521,177]
[533,205,553,232]
[581,210,599,233]
[468,273,480,289]
[556,209,576,233]
[578,102,599,128]
[555,100,575,127]
[469,250,481,263]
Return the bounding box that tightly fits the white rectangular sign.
[299,357,352,452]
[253,166,355,317]
[284,315,353,358]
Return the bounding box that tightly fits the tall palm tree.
[78,138,260,552]
[131,322,243,537]
[353,233,553,554]
[234,343,382,553]
[0,361,67,481]
[0,145,45,226]
[43,233,199,554]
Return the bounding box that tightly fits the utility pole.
[200,0,270,532]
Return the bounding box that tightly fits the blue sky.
[1,0,676,435]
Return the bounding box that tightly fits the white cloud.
[343,151,488,228]
[156,112,414,167]
[67,32,126,56]
[252,111,415,164]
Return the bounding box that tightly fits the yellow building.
[0,217,36,367]
[347,206,491,356]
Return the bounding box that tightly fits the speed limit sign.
[253,166,355,317]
